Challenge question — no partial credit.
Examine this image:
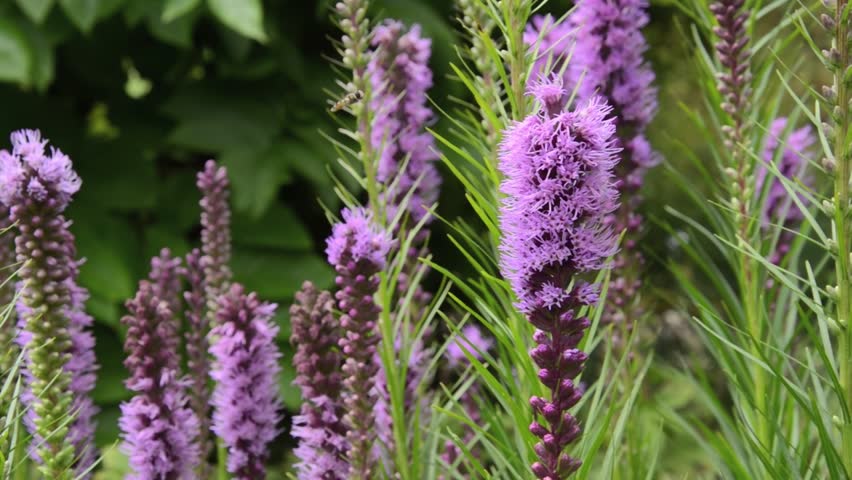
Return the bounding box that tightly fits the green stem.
[505,0,528,121]
[832,4,852,474]
[216,439,227,480]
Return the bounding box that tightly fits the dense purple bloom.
[326,206,392,478]
[0,129,98,478]
[524,14,575,85]
[119,281,199,480]
[498,81,620,478]
[209,284,282,480]
[757,118,815,265]
[368,20,441,225]
[290,281,348,479]
[197,160,232,317]
[183,248,212,472]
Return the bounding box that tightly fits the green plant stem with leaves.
[828,3,852,473]
[502,0,531,121]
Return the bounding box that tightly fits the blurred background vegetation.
[0,0,708,471]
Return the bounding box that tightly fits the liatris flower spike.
[326,206,393,479]
[210,284,282,480]
[290,281,348,480]
[498,80,620,478]
[197,159,232,317]
[0,129,99,479]
[119,280,199,480]
[368,20,441,226]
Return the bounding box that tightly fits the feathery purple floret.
[1,129,98,478]
[119,281,199,480]
[290,281,348,480]
[197,160,232,317]
[326,206,392,478]
[757,118,815,265]
[368,20,441,225]
[210,284,282,480]
[183,248,212,470]
[499,82,620,479]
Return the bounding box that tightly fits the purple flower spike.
[757,118,815,266]
[197,160,232,317]
[149,248,184,319]
[498,81,620,478]
[209,284,282,480]
[184,248,213,472]
[326,206,392,478]
[119,281,199,480]
[368,20,441,225]
[561,0,659,327]
[0,205,16,373]
[0,129,98,478]
[290,281,348,480]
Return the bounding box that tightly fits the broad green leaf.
[59,0,100,32]
[93,444,130,480]
[19,19,54,90]
[94,406,123,448]
[232,203,312,250]
[207,0,266,42]
[72,212,139,302]
[16,0,54,23]
[148,6,195,48]
[91,328,131,403]
[232,249,334,299]
[221,142,292,218]
[87,293,119,328]
[0,18,32,84]
[162,0,199,22]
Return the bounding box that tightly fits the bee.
[330,90,364,112]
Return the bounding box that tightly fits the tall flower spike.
[184,248,213,473]
[756,118,815,267]
[209,284,282,480]
[149,248,184,319]
[368,20,441,226]
[0,206,16,373]
[119,281,199,480]
[498,82,620,479]
[326,207,392,479]
[0,129,99,479]
[290,281,348,480]
[197,160,232,321]
[565,0,659,327]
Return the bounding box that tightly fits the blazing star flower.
[563,0,659,327]
[197,160,232,317]
[290,281,348,479]
[368,20,441,225]
[209,284,282,480]
[757,118,815,265]
[183,248,213,473]
[498,80,620,478]
[119,280,199,480]
[326,206,393,478]
[0,129,98,478]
